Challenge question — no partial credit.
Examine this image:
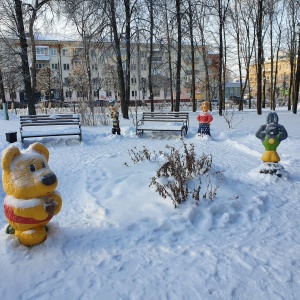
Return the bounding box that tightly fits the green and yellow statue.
[255,112,288,176]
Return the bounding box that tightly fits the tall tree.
[14,0,36,115]
[286,0,299,112]
[22,0,54,101]
[64,0,107,124]
[0,65,9,120]
[217,0,230,116]
[146,0,155,112]
[184,0,196,112]
[175,0,182,112]
[293,26,300,114]
[256,0,264,115]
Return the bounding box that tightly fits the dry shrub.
[129,138,223,208]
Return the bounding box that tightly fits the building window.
[64,78,69,84]
[36,63,45,69]
[131,77,137,84]
[36,47,48,56]
[131,64,136,71]
[63,64,70,71]
[106,91,112,97]
[152,68,160,75]
[132,91,137,97]
[153,89,160,97]
[62,49,68,56]
[51,63,58,70]
[75,48,83,55]
[121,48,126,56]
[50,49,57,56]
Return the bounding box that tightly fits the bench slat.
[136,112,189,136]
[20,114,82,143]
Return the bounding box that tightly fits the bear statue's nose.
[41,173,57,186]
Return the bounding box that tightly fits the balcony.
[36,46,50,61]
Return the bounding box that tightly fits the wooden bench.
[136,112,189,136]
[20,114,82,143]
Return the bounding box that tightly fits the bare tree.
[146,0,155,112]
[13,0,36,114]
[183,0,197,112]
[36,66,60,103]
[256,0,265,115]
[286,0,298,111]
[64,0,108,124]
[102,64,121,98]
[175,0,182,112]
[22,0,57,101]
[217,0,230,116]
[228,0,256,110]
[0,65,9,120]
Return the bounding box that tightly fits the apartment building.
[1,38,218,104]
[249,53,291,99]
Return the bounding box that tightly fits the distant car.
[229,96,247,105]
[94,100,109,107]
[276,98,287,106]
[129,100,147,107]
[229,96,240,104]
[210,99,219,106]
[1,101,27,109]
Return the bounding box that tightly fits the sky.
[0,105,300,300]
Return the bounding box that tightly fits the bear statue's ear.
[30,142,50,162]
[1,146,21,171]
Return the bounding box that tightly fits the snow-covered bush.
[129,139,223,208]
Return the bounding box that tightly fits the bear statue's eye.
[29,164,36,172]
[42,161,46,168]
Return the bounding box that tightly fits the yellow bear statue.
[2,142,62,246]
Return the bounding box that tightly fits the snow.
[5,196,43,209]
[0,107,300,299]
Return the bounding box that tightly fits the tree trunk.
[148,0,154,112]
[165,10,174,111]
[256,0,263,115]
[29,9,37,100]
[124,0,131,119]
[0,66,9,120]
[188,0,196,112]
[293,29,300,114]
[110,0,126,117]
[218,0,223,116]
[175,0,182,112]
[14,0,36,115]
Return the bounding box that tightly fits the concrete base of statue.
[257,162,289,178]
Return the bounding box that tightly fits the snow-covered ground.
[0,107,299,300]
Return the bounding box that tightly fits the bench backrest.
[20,114,81,126]
[141,112,189,124]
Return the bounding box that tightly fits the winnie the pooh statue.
[2,142,62,246]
